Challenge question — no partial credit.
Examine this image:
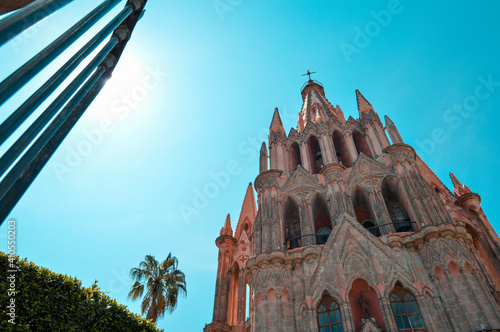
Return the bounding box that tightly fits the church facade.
[204,78,500,332]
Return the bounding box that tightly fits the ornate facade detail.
[205,79,500,332]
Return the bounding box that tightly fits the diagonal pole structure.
[0,0,148,224]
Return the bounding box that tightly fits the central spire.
[298,73,344,132]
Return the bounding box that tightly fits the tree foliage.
[128,254,187,323]
[0,253,163,331]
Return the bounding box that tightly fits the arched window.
[332,130,352,167]
[390,284,425,331]
[289,142,302,172]
[317,295,343,332]
[284,197,301,250]
[352,186,380,236]
[308,135,323,174]
[352,130,372,158]
[312,194,332,245]
[381,177,414,233]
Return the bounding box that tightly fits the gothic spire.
[220,213,233,236]
[449,172,472,197]
[235,183,257,240]
[384,115,404,144]
[270,107,285,133]
[356,89,374,115]
[384,114,395,127]
[298,79,342,131]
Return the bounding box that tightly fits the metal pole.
[0,0,123,106]
[0,5,133,145]
[0,36,120,178]
[0,66,109,221]
[0,0,74,46]
[0,53,118,222]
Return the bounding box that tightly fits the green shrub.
[0,252,163,331]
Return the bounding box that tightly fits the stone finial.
[449,172,472,197]
[384,115,395,126]
[356,89,373,115]
[384,115,404,144]
[270,107,285,133]
[220,213,233,236]
[259,142,268,173]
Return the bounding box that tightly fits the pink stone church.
[204,78,500,332]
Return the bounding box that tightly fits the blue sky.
[1,0,499,330]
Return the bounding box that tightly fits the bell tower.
[205,76,500,332]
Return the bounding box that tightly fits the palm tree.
[128,253,187,323]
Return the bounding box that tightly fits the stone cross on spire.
[302,70,316,81]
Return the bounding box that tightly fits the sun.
[84,51,147,122]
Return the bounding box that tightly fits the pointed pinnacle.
[239,183,257,222]
[385,115,395,127]
[449,172,462,188]
[270,107,285,133]
[356,89,373,114]
[220,213,233,236]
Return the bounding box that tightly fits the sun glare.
[85,51,147,122]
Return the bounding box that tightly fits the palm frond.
[128,253,187,323]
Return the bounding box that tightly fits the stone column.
[345,132,358,163]
[276,293,282,332]
[299,142,310,172]
[366,123,383,156]
[237,270,246,326]
[379,297,398,331]
[443,270,473,330]
[430,275,460,331]
[416,295,438,332]
[471,268,500,322]
[307,202,317,244]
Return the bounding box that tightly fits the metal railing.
[364,220,417,236]
[0,0,147,224]
[283,221,417,249]
[284,233,330,250]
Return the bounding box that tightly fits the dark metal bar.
[0,65,108,210]
[365,220,416,232]
[0,36,121,178]
[0,0,147,224]
[0,5,133,146]
[0,0,123,106]
[0,0,74,47]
